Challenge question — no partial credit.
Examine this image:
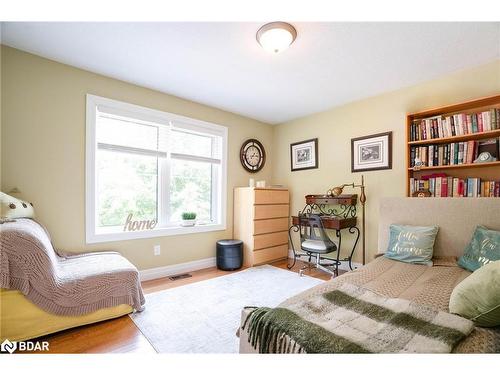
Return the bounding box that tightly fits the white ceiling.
[2,22,499,124]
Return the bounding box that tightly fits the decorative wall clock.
[240,139,266,173]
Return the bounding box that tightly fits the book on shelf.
[410,108,500,141]
[410,173,500,198]
[410,137,499,167]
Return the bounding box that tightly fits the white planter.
[181,219,196,227]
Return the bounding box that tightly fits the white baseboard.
[139,250,362,282]
[139,257,216,282]
[287,249,363,271]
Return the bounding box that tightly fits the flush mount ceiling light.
[256,22,297,54]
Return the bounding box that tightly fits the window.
[86,95,227,243]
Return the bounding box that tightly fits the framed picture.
[290,138,318,171]
[351,131,392,172]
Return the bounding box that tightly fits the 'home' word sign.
[123,213,157,232]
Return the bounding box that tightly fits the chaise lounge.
[0,218,145,341]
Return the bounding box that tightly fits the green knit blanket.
[243,283,474,353]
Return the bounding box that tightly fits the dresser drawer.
[253,244,289,265]
[254,189,289,205]
[253,231,288,250]
[254,204,289,220]
[253,217,289,235]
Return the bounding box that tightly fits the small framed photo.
[290,138,318,172]
[351,131,392,172]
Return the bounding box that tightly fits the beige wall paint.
[272,60,500,264]
[2,44,499,271]
[1,46,273,270]
[0,43,3,189]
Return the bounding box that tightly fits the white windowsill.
[86,223,226,244]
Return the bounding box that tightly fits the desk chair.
[298,214,339,277]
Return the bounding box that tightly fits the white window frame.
[85,94,228,244]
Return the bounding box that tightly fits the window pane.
[97,149,158,227]
[171,129,217,158]
[169,159,213,222]
[97,115,159,151]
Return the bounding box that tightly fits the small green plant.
[181,212,197,220]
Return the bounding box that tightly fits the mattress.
[239,256,500,353]
[0,288,132,342]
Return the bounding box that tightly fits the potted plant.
[181,212,197,227]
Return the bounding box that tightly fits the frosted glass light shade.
[256,22,297,54]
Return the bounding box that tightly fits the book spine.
[450,116,456,136]
[477,113,483,132]
[470,114,476,133]
[441,177,448,197]
[482,111,490,132]
[467,141,474,164]
[442,117,447,138]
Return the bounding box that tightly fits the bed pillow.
[458,226,500,272]
[449,260,500,327]
[384,224,438,266]
[0,192,35,219]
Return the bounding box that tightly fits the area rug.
[130,265,323,353]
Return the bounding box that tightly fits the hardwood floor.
[24,259,336,353]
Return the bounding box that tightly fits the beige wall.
[272,59,500,264]
[1,46,273,270]
[0,45,2,190]
[2,44,499,271]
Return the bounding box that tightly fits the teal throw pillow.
[385,224,439,266]
[458,226,500,272]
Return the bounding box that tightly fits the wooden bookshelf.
[406,94,500,197]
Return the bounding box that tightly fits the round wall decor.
[240,139,266,173]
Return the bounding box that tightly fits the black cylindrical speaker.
[216,239,243,271]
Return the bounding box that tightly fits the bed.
[239,197,500,353]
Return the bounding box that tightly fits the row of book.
[410,108,500,141]
[410,138,499,167]
[410,174,500,198]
